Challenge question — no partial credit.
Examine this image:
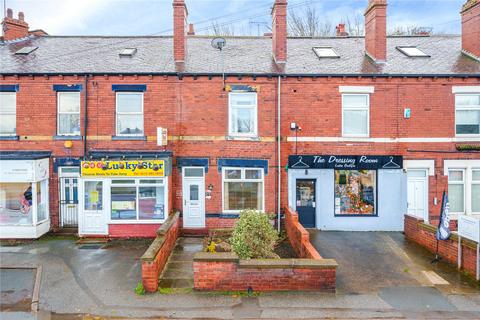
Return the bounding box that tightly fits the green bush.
[135,282,145,295]
[230,210,279,259]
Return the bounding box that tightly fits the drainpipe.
[277,75,281,232]
[83,75,88,159]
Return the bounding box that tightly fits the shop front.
[0,152,51,239]
[79,153,172,237]
[288,155,406,231]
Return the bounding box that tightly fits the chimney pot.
[336,23,348,37]
[272,0,288,65]
[6,8,13,18]
[187,23,195,35]
[18,12,25,21]
[461,0,480,59]
[364,0,387,62]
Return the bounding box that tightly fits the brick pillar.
[272,0,287,65]
[364,0,387,63]
[461,0,480,59]
[173,0,187,64]
[2,9,29,41]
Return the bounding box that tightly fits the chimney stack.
[364,0,387,63]
[336,23,349,37]
[173,0,188,64]
[461,0,480,60]
[2,8,30,41]
[272,0,287,65]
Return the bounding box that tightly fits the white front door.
[182,167,205,228]
[407,169,428,222]
[60,177,79,227]
[79,180,108,235]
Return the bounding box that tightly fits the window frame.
[472,168,480,214]
[228,92,258,137]
[0,92,17,136]
[341,93,370,137]
[57,91,81,136]
[448,169,466,215]
[109,178,167,223]
[455,93,480,137]
[115,92,144,136]
[221,167,264,213]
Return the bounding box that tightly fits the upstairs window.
[116,92,144,136]
[57,92,81,136]
[228,92,257,137]
[0,92,16,135]
[342,94,369,137]
[455,94,480,135]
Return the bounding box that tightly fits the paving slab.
[379,286,457,312]
[0,268,35,311]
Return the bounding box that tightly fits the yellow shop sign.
[81,160,165,177]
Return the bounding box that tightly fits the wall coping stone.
[157,212,180,236]
[141,212,179,262]
[194,252,239,262]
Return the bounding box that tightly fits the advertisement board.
[81,160,165,177]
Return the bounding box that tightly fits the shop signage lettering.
[288,155,403,170]
[81,160,165,177]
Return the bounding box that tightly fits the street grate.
[78,244,104,250]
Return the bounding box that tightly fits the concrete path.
[1,234,479,319]
[159,237,203,290]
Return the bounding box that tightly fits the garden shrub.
[230,209,279,259]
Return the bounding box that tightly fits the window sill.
[226,135,261,141]
[53,135,83,141]
[0,135,19,141]
[108,220,166,224]
[111,136,147,141]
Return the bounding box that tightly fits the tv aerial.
[211,37,227,51]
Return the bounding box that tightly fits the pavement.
[0,232,479,319]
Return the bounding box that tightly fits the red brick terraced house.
[0,0,479,238]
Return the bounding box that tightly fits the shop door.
[79,180,107,235]
[182,168,205,228]
[407,170,428,222]
[296,179,316,228]
[60,178,79,227]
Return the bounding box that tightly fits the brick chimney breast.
[2,8,29,41]
[461,0,480,60]
[173,0,188,64]
[272,0,287,65]
[364,0,387,63]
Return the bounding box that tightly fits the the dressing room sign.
[288,155,403,170]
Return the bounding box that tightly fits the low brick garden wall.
[141,212,180,292]
[404,214,478,279]
[193,208,337,292]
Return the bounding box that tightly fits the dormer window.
[313,46,340,58]
[119,48,137,57]
[396,46,429,57]
[14,46,38,55]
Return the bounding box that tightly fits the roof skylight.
[313,46,340,58]
[396,46,430,57]
[14,46,38,55]
[119,48,137,57]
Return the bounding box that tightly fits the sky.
[3,0,465,36]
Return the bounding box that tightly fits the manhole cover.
[0,268,36,311]
[78,244,104,250]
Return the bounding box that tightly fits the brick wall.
[404,214,478,278]
[141,212,180,292]
[109,224,161,238]
[285,207,321,259]
[193,252,337,292]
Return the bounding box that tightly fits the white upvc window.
[0,92,16,135]
[472,169,480,214]
[116,92,144,136]
[455,94,480,136]
[228,92,258,137]
[57,92,81,135]
[342,94,370,137]
[448,169,465,214]
[222,167,264,213]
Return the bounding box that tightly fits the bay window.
[455,94,480,135]
[223,168,264,212]
[0,92,16,135]
[116,92,144,136]
[57,92,81,135]
[334,170,376,216]
[228,92,257,137]
[342,94,369,137]
[111,179,166,221]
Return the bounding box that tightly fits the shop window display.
[0,183,33,225]
[335,170,376,216]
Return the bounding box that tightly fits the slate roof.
[0,35,479,75]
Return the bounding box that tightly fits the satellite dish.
[211,37,226,51]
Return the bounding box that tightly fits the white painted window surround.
[404,160,435,176]
[444,160,480,217]
[452,86,480,94]
[339,86,375,94]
